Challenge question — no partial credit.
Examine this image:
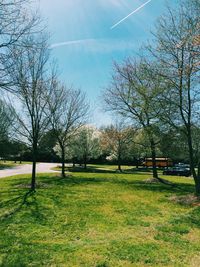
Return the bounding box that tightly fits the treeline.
[0,123,196,171]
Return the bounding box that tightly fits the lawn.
[0,161,31,170]
[0,165,200,266]
[0,161,20,170]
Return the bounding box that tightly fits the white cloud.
[50,39,95,49]
[50,38,137,53]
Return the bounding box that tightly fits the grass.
[0,161,20,170]
[0,161,32,170]
[54,164,151,174]
[0,165,200,266]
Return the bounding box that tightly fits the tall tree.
[6,34,54,190]
[48,83,89,177]
[104,59,163,179]
[149,0,200,194]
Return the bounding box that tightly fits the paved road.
[0,163,60,178]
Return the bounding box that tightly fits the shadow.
[39,174,195,204]
[65,166,117,173]
[130,180,195,195]
[61,165,153,175]
[44,173,195,196]
[0,189,46,223]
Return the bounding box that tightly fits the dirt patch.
[169,194,200,206]
[144,177,175,185]
[145,178,161,184]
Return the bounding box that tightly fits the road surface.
[0,163,60,178]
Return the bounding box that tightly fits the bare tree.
[148,0,200,194]
[104,59,163,180]
[48,83,89,177]
[6,34,54,190]
[0,0,40,90]
[0,99,14,141]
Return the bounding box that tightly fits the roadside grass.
[0,161,20,170]
[0,161,32,170]
[0,166,200,266]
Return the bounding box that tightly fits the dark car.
[163,167,191,177]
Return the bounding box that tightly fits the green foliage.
[101,124,135,163]
[72,126,102,162]
[54,125,102,165]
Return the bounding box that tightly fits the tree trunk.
[118,153,122,172]
[136,158,139,169]
[83,155,87,169]
[196,177,200,196]
[150,139,158,179]
[31,147,37,191]
[61,147,66,178]
[187,131,197,178]
[187,130,200,196]
[118,162,122,172]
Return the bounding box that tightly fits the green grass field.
[0,165,200,266]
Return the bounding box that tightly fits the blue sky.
[38,0,173,126]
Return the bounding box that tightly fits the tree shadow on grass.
[63,165,151,175]
[130,180,195,195]
[0,189,46,223]
[45,173,195,196]
[67,166,115,173]
[45,174,126,187]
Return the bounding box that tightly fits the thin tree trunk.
[150,139,158,179]
[118,162,122,172]
[31,160,36,190]
[117,140,122,172]
[61,147,65,178]
[31,147,37,191]
[136,158,139,169]
[187,131,200,196]
[196,161,200,197]
[188,134,197,179]
[118,153,122,172]
[84,155,87,169]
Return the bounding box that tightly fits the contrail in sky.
[50,39,94,48]
[111,0,152,30]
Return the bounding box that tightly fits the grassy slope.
[0,166,200,267]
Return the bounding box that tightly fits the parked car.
[163,167,191,177]
[175,163,190,169]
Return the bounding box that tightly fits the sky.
[37,0,173,126]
